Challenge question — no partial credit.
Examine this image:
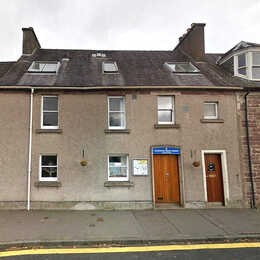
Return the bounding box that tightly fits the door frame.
[201,150,229,205]
[151,145,184,207]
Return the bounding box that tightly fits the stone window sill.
[200,119,224,123]
[104,181,134,187]
[34,181,62,188]
[104,129,131,134]
[36,129,63,134]
[154,124,180,129]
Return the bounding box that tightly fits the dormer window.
[165,62,199,73]
[234,51,260,80]
[103,61,118,73]
[28,61,60,73]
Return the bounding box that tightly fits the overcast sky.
[1,0,260,61]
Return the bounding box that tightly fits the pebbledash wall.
[0,88,243,209]
[239,92,260,208]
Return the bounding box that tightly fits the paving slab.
[199,209,260,235]
[133,210,180,240]
[161,210,227,237]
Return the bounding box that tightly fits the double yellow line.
[1,243,260,258]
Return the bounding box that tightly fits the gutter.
[244,92,256,208]
[27,88,34,211]
[0,85,243,91]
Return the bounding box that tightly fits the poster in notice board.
[133,159,149,176]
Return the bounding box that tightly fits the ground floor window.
[40,155,58,181]
[108,155,129,181]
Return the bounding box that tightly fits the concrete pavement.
[0,209,260,248]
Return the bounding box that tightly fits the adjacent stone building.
[0,23,253,210]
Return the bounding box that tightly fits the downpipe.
[245,92,256,208]
[27,88,34,211]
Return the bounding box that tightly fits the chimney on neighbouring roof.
[22,27,41,55]
[174,23,206,61]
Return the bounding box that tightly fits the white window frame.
[103,61,119,73]
[108,154,129,181]
[204,102,218,120]
[108,96,126,129]
[28,61,60,73]
[41,96,59,129]
[39,154,58,181]
[157,96,175,124]
[234,50,260,81]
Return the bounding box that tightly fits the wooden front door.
[204,154,224,203]
[153,154,180,203]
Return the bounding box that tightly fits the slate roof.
[0,62,15,78]
[0,47,259,88]
[0,48,233,88]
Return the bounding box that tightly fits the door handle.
[165,172,170,176]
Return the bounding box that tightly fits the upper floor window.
[204,102,218,119]
[235,51,260,80]
[157,96,174,124]
[108,96,126,129]
[165,62,199,73]
[103,61,118,73]
[28,61,60,73]
[42,96,59,129]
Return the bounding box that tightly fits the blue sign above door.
[152,147,181,155]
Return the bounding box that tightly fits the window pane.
[43,97,58,111]
[109,98,124,111]
[104,62,118,72]
[253,53,260,66]
[42,63,58,72]
[43,112,58,126]
[42,155,57,166]
[238,54,246,68]
[158,111,172,122]
[167,63,199,72]
[109,112,124,127]
[252,67,260,79]
[109,167,127,177]
[238,67,247,76]
[32,62,45,71]
[158,96,172,109]
[178,63,198,72]
[42,167,57,178]
[204,103,217,118]
[109,156,121,164]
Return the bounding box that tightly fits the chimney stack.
[22,27,41,55]
[174,23,206,61]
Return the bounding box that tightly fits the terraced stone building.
[0,23,256,210]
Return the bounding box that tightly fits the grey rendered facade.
[0,23,245,209]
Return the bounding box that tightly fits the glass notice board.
[132,159,149,176]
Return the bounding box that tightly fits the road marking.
[0,243,260,257]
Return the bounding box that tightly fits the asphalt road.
[1,244,260,260]
[2,248,260,260]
